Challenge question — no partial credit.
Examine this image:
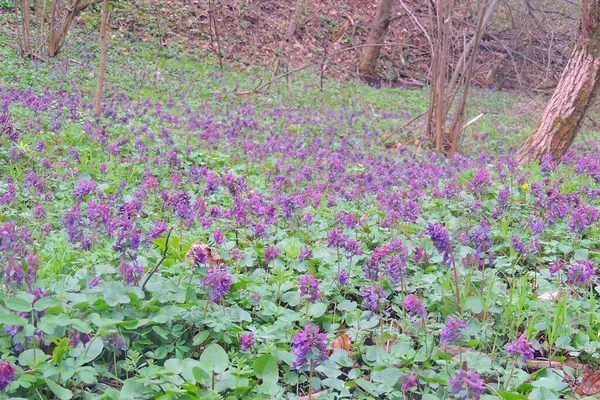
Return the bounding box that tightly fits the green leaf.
[193,331,210,346]
[309,302,328,318]
[74,338,104,366]
[0,313,28,326]
[254,355,278,384]
[102,282,131,307]
[574,249,589,261]
[44,379,73,400]
[33,297,57,311]
[18,349,49,367]
[337,300,357,312]
[371,367,401,387]
[497,390,528,400]
[200,344,229,373]
[229,306,252,322]
[281,291,301,307]
[355,378,380,396]
[464,296,484,314]
[5,297,33,312]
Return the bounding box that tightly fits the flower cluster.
[448,369,485,399]
[504,334,535,362]
[441,317,467,344]
[202,266,232,302]
[0,360,15,392]
[291,325,328,370]
[298,274,320,303]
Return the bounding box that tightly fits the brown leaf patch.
[576,371,600,396]
[329,333,352,353]
[185,241,223,267]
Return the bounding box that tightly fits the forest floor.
[1,23,600,400]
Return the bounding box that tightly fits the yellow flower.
[250,190,255,194]
[521,183,529,190]
[358,163,364,167]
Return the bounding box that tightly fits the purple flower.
[69,330,91,347]
[202,266,232,302]
[541,153,556,173]
[549,260,566,275]
[448,369,485,399]
[569,205,598,233]
[119,262,144,285]
[428,224,450,253]
[566,260,595,286]
[264,246,279,264]
[427,224,451,266]
[213,229,224,245]
[105,333,126,351]
[300,212,313,225]
[404,295,427,318]
[292,325,328,370]
[337,269,348,286]
[361,285,386,315]
[298,274,320,303]
[511,235,527,256]
[0,359,16,392]
[64,205,83,243]
[505,334,535,362]
[35,140,45,152]
[468,168,491,195]
[414,247,428,265]
[327,229,343,248]
[239,333,255,351]
[298,245,312,262]
[402,373,418,392]
[87,276,102,289]
[146,221,167,241]
[441,317,467,344]
[33,204,46,219]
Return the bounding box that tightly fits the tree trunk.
[48,0,102,57]
[285,0,306,41]
[94,0,109,118]
[516,2,600,164]
[358,0,393,79]
[21,0,32,54]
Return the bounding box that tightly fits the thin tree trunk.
[285,0,306,41]
[21,0,32,53]
[516,2,600,164]
[208,0,223,69]
[48,0,102,57]
[94,0,109,118]
[358,0,393,79]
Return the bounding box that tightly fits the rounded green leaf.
[200,343,229,373]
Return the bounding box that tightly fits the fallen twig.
[380,109,428,143]
[235,43,418,96]
[141,227,174,291]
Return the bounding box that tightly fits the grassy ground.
[2,24,600,400]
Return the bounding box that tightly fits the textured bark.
[94,0,109,118]
[285,0,306,41]
[21,0,32,53]
[358,0,393,79]
[48,0,102,57]
[516,2,600,164]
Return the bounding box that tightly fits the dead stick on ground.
[141,227,174,291]
[380,109,428,143]
[235,43,418,96]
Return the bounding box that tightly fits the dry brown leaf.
[527,358,590,375]
[576,371,600,396]
[329,333,352,353]
[537,292,561,302]
[185,241,223,267]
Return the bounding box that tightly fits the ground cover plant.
[2,30,600,400]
